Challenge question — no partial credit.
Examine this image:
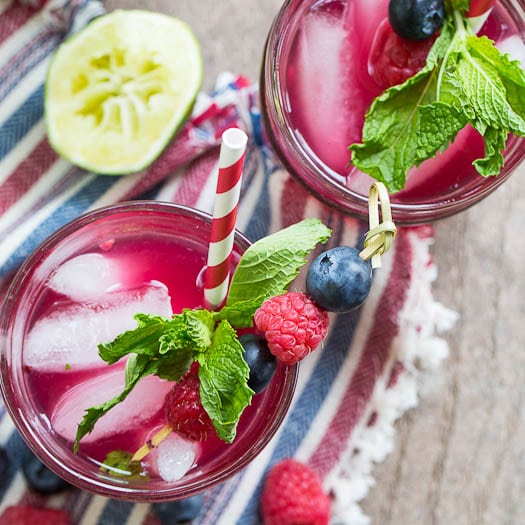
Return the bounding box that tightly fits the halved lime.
[45,10,203,174]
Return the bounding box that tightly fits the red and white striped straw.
[204,127,248,309]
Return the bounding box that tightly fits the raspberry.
[0,505,71,525]
[260,458,331,525]
[254,292,329,365]
[368,18,436,89]
[165,364,215,441]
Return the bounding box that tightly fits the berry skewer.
[133,183,396,462]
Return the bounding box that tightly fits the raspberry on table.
[165,363,215,442]
[260,458,331,525]
[0,505,71,525]
[254,292,329,365]
[368,18,436,89]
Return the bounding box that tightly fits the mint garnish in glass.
[349,0,525,192]
[74,218,331,455]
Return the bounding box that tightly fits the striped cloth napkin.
[0,1,457,523]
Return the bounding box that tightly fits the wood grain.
[371,174,525,525]
[105,1,525,523]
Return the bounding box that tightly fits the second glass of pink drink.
[0,202,297,500]
[261,0,525,223]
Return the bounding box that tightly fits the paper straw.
[467,0,496,32]
[204,127,248,309]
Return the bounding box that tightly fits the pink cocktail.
[0,202,297,501]
[261,0,525,223]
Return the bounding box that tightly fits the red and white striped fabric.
[0,1,457,524]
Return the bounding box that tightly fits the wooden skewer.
[131,424,173,462]
[359,182,397,268]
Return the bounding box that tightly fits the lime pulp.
[45,10,203,174]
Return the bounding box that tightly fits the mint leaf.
[464,35,525,124]
[214,296,266,328]
[196,320,253,443]
[349,8,525,191]
[455,37,525,135]
[450,0,469,12]
[157,309,213,355]
[472,124,507,176]
[182,309,215,351]
[417,102,467,161]
[349,19,457,191]
[350,68,438,190]
[101,450,146,479]
[98,314,170,364]
[155,348,193,380]
[99,310,214,365]
[226,219,331,309]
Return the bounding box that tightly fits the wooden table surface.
[106,1,525,523]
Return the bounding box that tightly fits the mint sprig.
[195,320,253,442]
[220,218,332,327]
[75,219,331,451]
[349,3,525,192]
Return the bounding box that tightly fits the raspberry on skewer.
[254,292,329,365]
[132,364,214,462]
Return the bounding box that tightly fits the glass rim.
[260,0,525,225]
[0,200,299,501]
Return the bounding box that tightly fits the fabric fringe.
[327,229,458,525]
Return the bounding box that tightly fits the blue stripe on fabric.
[241,143,272,243]
[0,85,44,160]
[236,308,364,524]
[242,140,275,242]
[0,33,58,103]
[140,181,165,200]
[243,166,271,242]
[97,499,134,525]
[0,174,117,278]
[0,429,33,501]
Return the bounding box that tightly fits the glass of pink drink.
[0,201,297,501]
[261,0,525,224]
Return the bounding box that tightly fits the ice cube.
[24,283,173,372]
[294,11,349,170]
[48,253,122,302]
[147,431,198,482]
[498,35,525,69]
[51,369,174,443]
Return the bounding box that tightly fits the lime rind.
[45,10,203,175]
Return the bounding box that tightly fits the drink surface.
[22,230,257,482]
[284,0,523,204]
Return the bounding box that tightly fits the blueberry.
[21,445,71,494]
[388,0,445,41]
[240,334,277,393]
[153,494,204,524]
[306,246,372,313]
